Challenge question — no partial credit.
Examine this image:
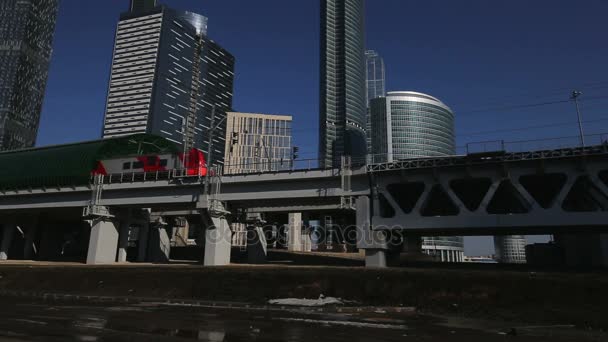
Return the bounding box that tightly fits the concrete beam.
[86,219,119,265]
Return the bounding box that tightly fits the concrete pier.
[116,211,131,263]
[203,216,232,266]
[0,223,16,260]
[288,213,302,252]
[86,219,119,265]
[246,225,267,264]
[147,220,171,263]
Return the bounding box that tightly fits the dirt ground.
[0,260,607,330]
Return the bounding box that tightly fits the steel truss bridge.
[0,144,607,267]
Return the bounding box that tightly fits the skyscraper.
[370,91,456,162]
[0,0,59,151]
[365,50,386,107]
[102,1,235,166]
[370,91,464,262]
[319,0,367,168]
[365,50,385,154]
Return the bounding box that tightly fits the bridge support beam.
[356,196,390,268]
[86,218,119,265]
[247,225,267,264]
[23,220,39,260]
[0,223,16,261]
[203,216,232,266]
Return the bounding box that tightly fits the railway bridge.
[0,145,607,267]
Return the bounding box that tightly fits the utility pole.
[571,90,584,147]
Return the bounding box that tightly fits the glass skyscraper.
[365,50,385,154]
[365,50,385,107]
[102,0,235,166]
[319,0,367,168]
[370,91,455,162]
[370,91,464,262]
[0,0,59,151]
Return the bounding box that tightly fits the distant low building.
[463,256,498,264]
[223,112,293,174]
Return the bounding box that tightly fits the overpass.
[0,144,607,267]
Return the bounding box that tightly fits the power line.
[459,116,608,137]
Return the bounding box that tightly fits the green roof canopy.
[0,134,179,190]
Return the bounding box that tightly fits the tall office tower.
[0,0,59,151]
[319,0,367,168]
[102,1,235,166]
[494,235,527,264]
[224,112,293,175]
[365,50,385,107]
[370,91,464,262]
[365,50,385,155]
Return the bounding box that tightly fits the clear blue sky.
[38,0,608,255]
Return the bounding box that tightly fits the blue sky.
[37,0,608,255]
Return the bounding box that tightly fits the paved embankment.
[0,263,606,329]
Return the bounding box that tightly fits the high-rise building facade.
[494,235,527,264]
[0,0,59,151]
[224,112,292,175]
[365,50,385,154]
[102,1,235,166]
[370,91,456,163]
[319,0,367,168]
[370,91,463,262]
[365,50,385,107]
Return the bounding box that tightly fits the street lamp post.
[571,90,585,147]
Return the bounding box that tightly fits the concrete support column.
[117,210,131,263]
[448,250,453,263]
[137,221,149,262]
[440,250,445,262]
[204,216,232,266]
[246,225,267,264]
[147,219,171,263]
[86,219,119,265]
[365,249,387,268]
[288,213,302,252]
[356,196,390,268]
[0,223,16,260]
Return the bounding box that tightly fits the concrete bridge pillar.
[203,216,232,266]
[116,210,132,263]
[288,213,302,252]
[147,218,171,263]
[137,221,149,262]
[86,218,119,265]
[247,225,267,264]
[356,196,389,268]
[0,223,16,260]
